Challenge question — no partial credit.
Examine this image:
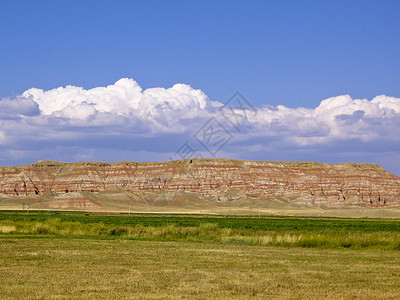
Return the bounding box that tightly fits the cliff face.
[0,159,399,208]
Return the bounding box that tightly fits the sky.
[0,0,399,175]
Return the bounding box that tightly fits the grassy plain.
[1,211,400,298]
[1,238,400,299]
[1,211,400,250]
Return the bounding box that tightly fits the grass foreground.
[1,211,400,298]
[1,238,400,299]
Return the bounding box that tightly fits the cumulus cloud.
[238,94,400,146]
[22,78,214,126]
[0,78,399,175]
[0,96,40,118]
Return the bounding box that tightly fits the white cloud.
[0,96,39,118]
[22,78,212,118]
[243,94,400,145]
[0,78,399,175]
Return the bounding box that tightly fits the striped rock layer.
[0,159,399,208]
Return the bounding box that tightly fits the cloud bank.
[0,78,399,175]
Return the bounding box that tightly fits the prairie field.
[1,211,400,299]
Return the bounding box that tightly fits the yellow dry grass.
[0,238,399,299]
[0,225,16,234]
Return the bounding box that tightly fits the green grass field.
[1,211,400,298]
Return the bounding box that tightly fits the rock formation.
[0,159,399,208]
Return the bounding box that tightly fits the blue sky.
[1,1,400,175]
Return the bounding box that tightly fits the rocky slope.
[0,159,399,208]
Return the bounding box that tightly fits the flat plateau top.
[0,158,385,172]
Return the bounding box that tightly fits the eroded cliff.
[0,159,399,209]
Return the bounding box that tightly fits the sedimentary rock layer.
[0,159,399,207]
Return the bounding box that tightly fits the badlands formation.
[0,159,399,212]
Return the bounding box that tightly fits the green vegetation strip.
[1,211,399,250]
